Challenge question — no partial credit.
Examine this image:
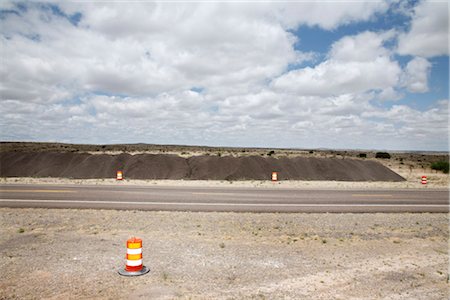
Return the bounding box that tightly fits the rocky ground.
[1,209,448,299]
[1,169,448,189]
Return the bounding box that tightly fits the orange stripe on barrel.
[126,253,142,260]
[127,237,142,249]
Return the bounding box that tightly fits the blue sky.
[0,1,448,151]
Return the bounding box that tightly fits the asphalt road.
[0,184,448,213]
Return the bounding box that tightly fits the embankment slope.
[0,152,405,181]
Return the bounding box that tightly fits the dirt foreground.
[0,208,448,299]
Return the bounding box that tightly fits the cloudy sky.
[1,1,448,151]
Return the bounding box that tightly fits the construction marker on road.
[272,171,278,182]
[118,237,150,276]
[421,176,427,185]
[116,171,123,181]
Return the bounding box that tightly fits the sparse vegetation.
[18,228,25,233]
[431,161,449,173]
[162,271,169,281]
[1,142,447,166]
[375,152,391,159]
[359,153,367,158]
[0,208,447,299]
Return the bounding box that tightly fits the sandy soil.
[0,208,448,299]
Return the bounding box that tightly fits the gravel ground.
[1,172,449,189]
[0,208,448,299]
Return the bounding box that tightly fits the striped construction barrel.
[118,237,150,276]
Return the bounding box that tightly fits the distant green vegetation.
[431,161,449,173]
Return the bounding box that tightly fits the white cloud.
[376,87,403,102]
[271,31,402,96]
[0,1,448,151]
[70,2,390,33]
[329,30,394,61]
[401,56,431,93]
[397,1,449,57]
[362,100,449,146]
[270,1,389,30]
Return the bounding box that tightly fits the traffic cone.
[118,237,150,276]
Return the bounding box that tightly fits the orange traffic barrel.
[116,171,123,180]
[272,172,278,181]
[421,176,427,185]
[118,237,150,276]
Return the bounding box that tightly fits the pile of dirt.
[0,152,405,181]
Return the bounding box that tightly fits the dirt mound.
[0,152,405,181]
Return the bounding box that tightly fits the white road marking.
[0,199,447,208]
[192,192,241,196]
[352,194,393,197]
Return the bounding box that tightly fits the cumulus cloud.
[401,57,431,93]
[271,31,402,96]
[270,1,389,30]
[397,1,449,57]
[0,1,448,151]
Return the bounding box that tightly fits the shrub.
[359,153,367,158]
[431,161,449,173]
[375,152,391,159]
[267,150,275,156]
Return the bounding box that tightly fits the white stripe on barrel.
[127,248,142,255]
[126,259,143,266]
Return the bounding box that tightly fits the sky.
[0,0,449,151]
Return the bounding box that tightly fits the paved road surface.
[0,184,448,213]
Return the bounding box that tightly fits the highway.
[0,184,448,213]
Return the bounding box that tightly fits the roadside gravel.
[1,172,449,189]
[1,208,448,299]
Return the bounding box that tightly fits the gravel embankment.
[0,151,405,181]
[0,209,448,299]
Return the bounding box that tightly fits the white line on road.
[352,194,393,197]
[192,192,242,196]
[0,199,447,208]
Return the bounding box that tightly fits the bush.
[359,153,367,158]
[431,161,449,173]
[375,152,391,159]
[267,150,275,156]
